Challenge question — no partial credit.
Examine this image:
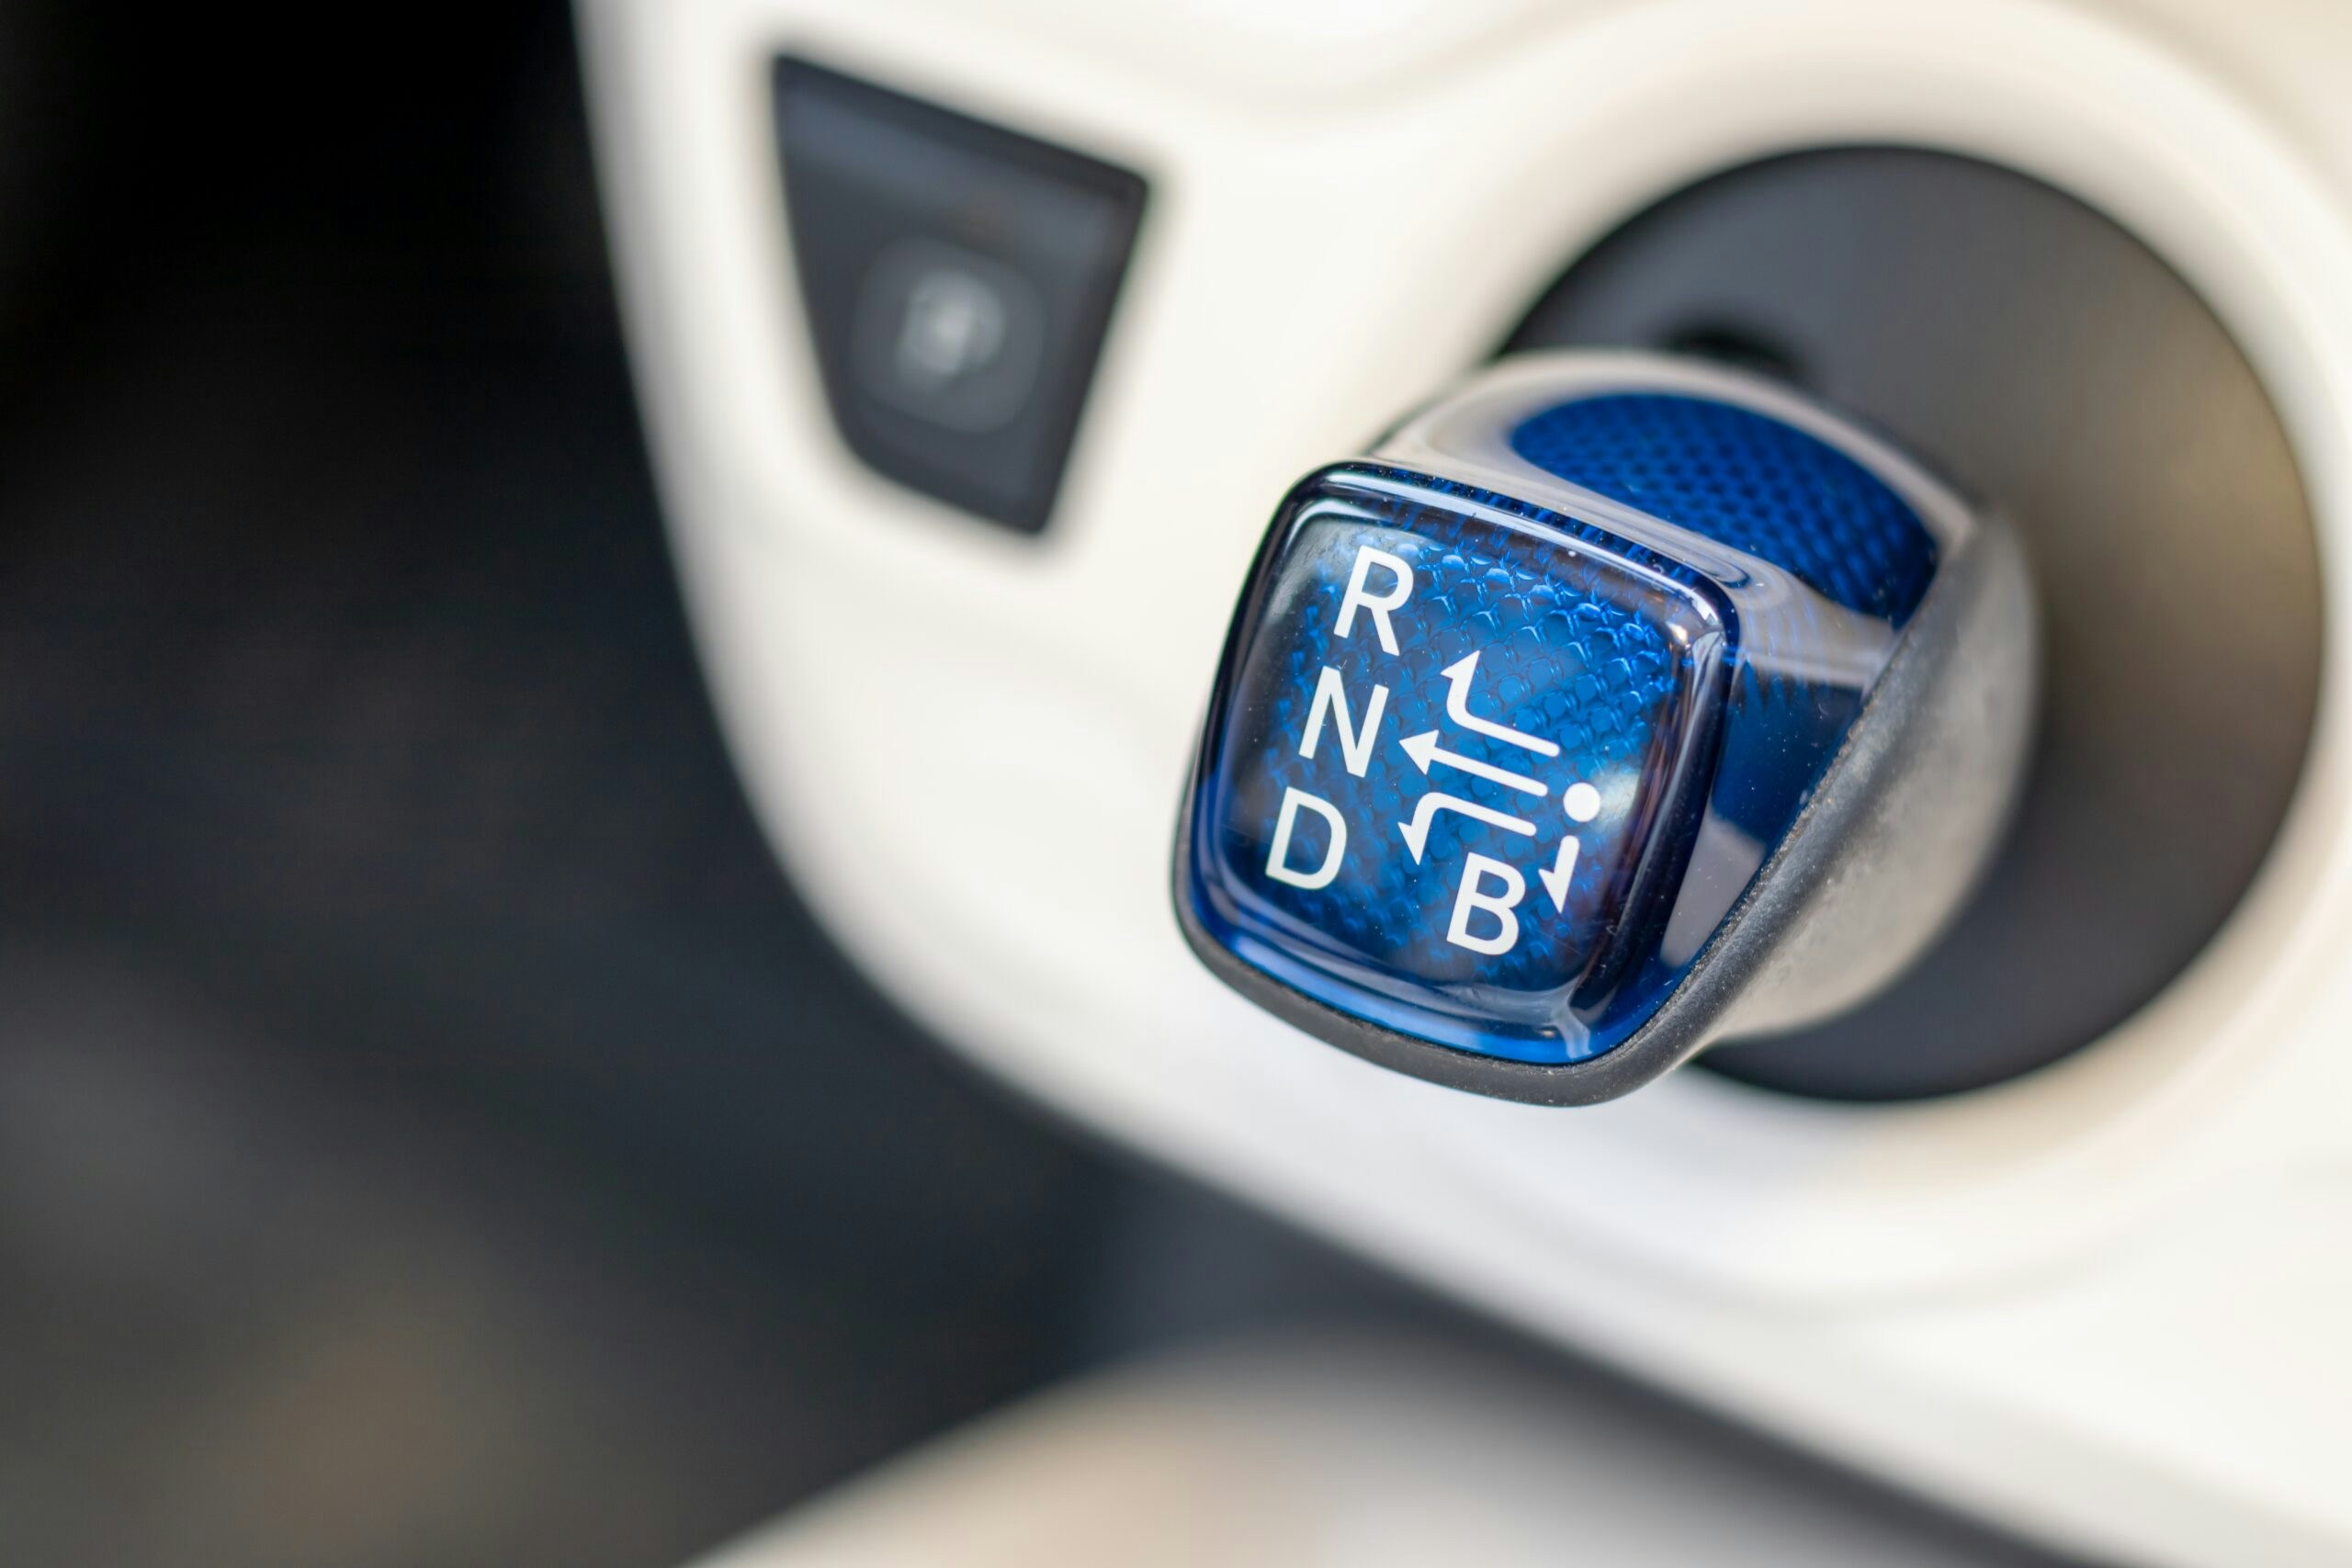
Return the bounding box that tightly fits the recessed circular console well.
[1510,149,2322,1100]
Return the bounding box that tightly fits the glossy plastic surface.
[1178,390,1943,1072]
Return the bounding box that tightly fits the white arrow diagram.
[1537,835,1582,913]
[1396,794,1537,863]
[1441,652,1560,757]
[1398,729,1545,796]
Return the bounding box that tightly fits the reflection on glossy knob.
[1173,353,2035,1104]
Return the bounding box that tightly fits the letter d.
[1265,787,1348,890]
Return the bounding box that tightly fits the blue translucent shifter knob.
[1174,353,2035,1103]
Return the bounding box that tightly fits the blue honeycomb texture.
[1510,392,1935,623]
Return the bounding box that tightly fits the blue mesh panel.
[1510,392,1936,623]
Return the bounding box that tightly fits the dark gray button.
[773,57,1148,533]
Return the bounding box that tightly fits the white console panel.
[576,2,2352,1560]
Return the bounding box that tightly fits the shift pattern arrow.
[1396,793,1537,863]
[1440,652,1560,758]
[1537,835,1582,913]
[1397,729,1545,796]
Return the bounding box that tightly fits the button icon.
[851,238,1048,434]
[893,266,1007,391]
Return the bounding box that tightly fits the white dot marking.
[1563,783,1602,823]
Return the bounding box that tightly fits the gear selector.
[1173,353,2035,1103]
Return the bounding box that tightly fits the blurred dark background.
[0,6,1455,1563]
[0,6,2083,1566]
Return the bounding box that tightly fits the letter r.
[1336,546,1412,656]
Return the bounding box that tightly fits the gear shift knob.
[1173,353,2035,1103]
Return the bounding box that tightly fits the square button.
[773,57,1148,533]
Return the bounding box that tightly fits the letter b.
[1446,853,1526,956]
